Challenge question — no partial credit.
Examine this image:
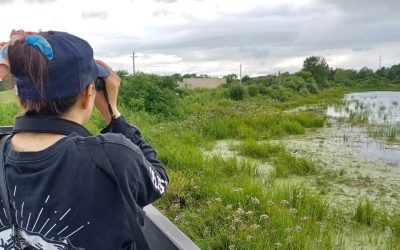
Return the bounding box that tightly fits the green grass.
[0,90,16,104]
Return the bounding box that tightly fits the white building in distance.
[179,78,226,89]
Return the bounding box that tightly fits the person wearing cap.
[0,30,168,249]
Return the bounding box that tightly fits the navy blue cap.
[13,31,109,101]
[97,63,110,78]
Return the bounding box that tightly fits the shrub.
[247,85,259,97]
[228,84,246,100]
[306,82,319,94]
[119,73,178,118]
[299,87,310,96]
[258,85,269,95]
[265,86,292,102]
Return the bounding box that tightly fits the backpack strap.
[84,136,150,250]
[0,135,12,225]
[0,135,20,247]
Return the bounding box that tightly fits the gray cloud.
[82,11,108,20]
[319,0,400,23]
[152,9,172,17]
[154,0,177,3]
[25,0,56,3]
[0,0,56,3]
[98,0,400,74]
[320,0,400,10]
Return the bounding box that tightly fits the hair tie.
[0,47,10,71]
[0,46,7,59]
[25,35,54,60]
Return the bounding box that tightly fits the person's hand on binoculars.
[94,60,122,123]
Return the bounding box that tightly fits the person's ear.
[81,83,95,109]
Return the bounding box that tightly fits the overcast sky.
[0,0,399,76]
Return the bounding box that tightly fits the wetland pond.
[326,91,400,166]
[281,91,400,211]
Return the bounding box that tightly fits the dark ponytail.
[7,33,79,117]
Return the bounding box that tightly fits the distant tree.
[302,56,330,87]
[357,67,374,79]
[224,74,238,84]
[116,70,129,79]
[387,64,400,83]
[295,70,315,83]
[253,75,275,85]
[241,75,251,83]
[328,67,335,80]
[157,76,179,89]
[182,73,197,78]
[375,67,388,78]
[276,75,306,91]
[170,73,182,82]
[333,68,357,82]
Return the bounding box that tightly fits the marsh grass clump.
[234,140,316,177]
[236,140,286,159]
[353,199,376,226]
[349,111,369,125]
[199,112,326,140]
[368,125,400,143]
[291,112,326,128]
[390,212,400,238]
[274,153,316,177]
[205,156,259,179]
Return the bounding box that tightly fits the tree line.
[1,56,399,117]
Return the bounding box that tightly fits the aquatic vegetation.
[368,125,400,143]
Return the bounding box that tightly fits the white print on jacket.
[149,166,167,194]
[0,187,86,250]
[0,227,84,249]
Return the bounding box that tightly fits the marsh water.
[327,91,400,166]
[327,91,400,125]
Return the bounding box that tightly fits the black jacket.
[0,116,168,249]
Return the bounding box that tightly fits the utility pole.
[239,64,242,85]
[130,51,137,74]
[379,55,382,69]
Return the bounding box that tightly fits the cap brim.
[96,63,110,78]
